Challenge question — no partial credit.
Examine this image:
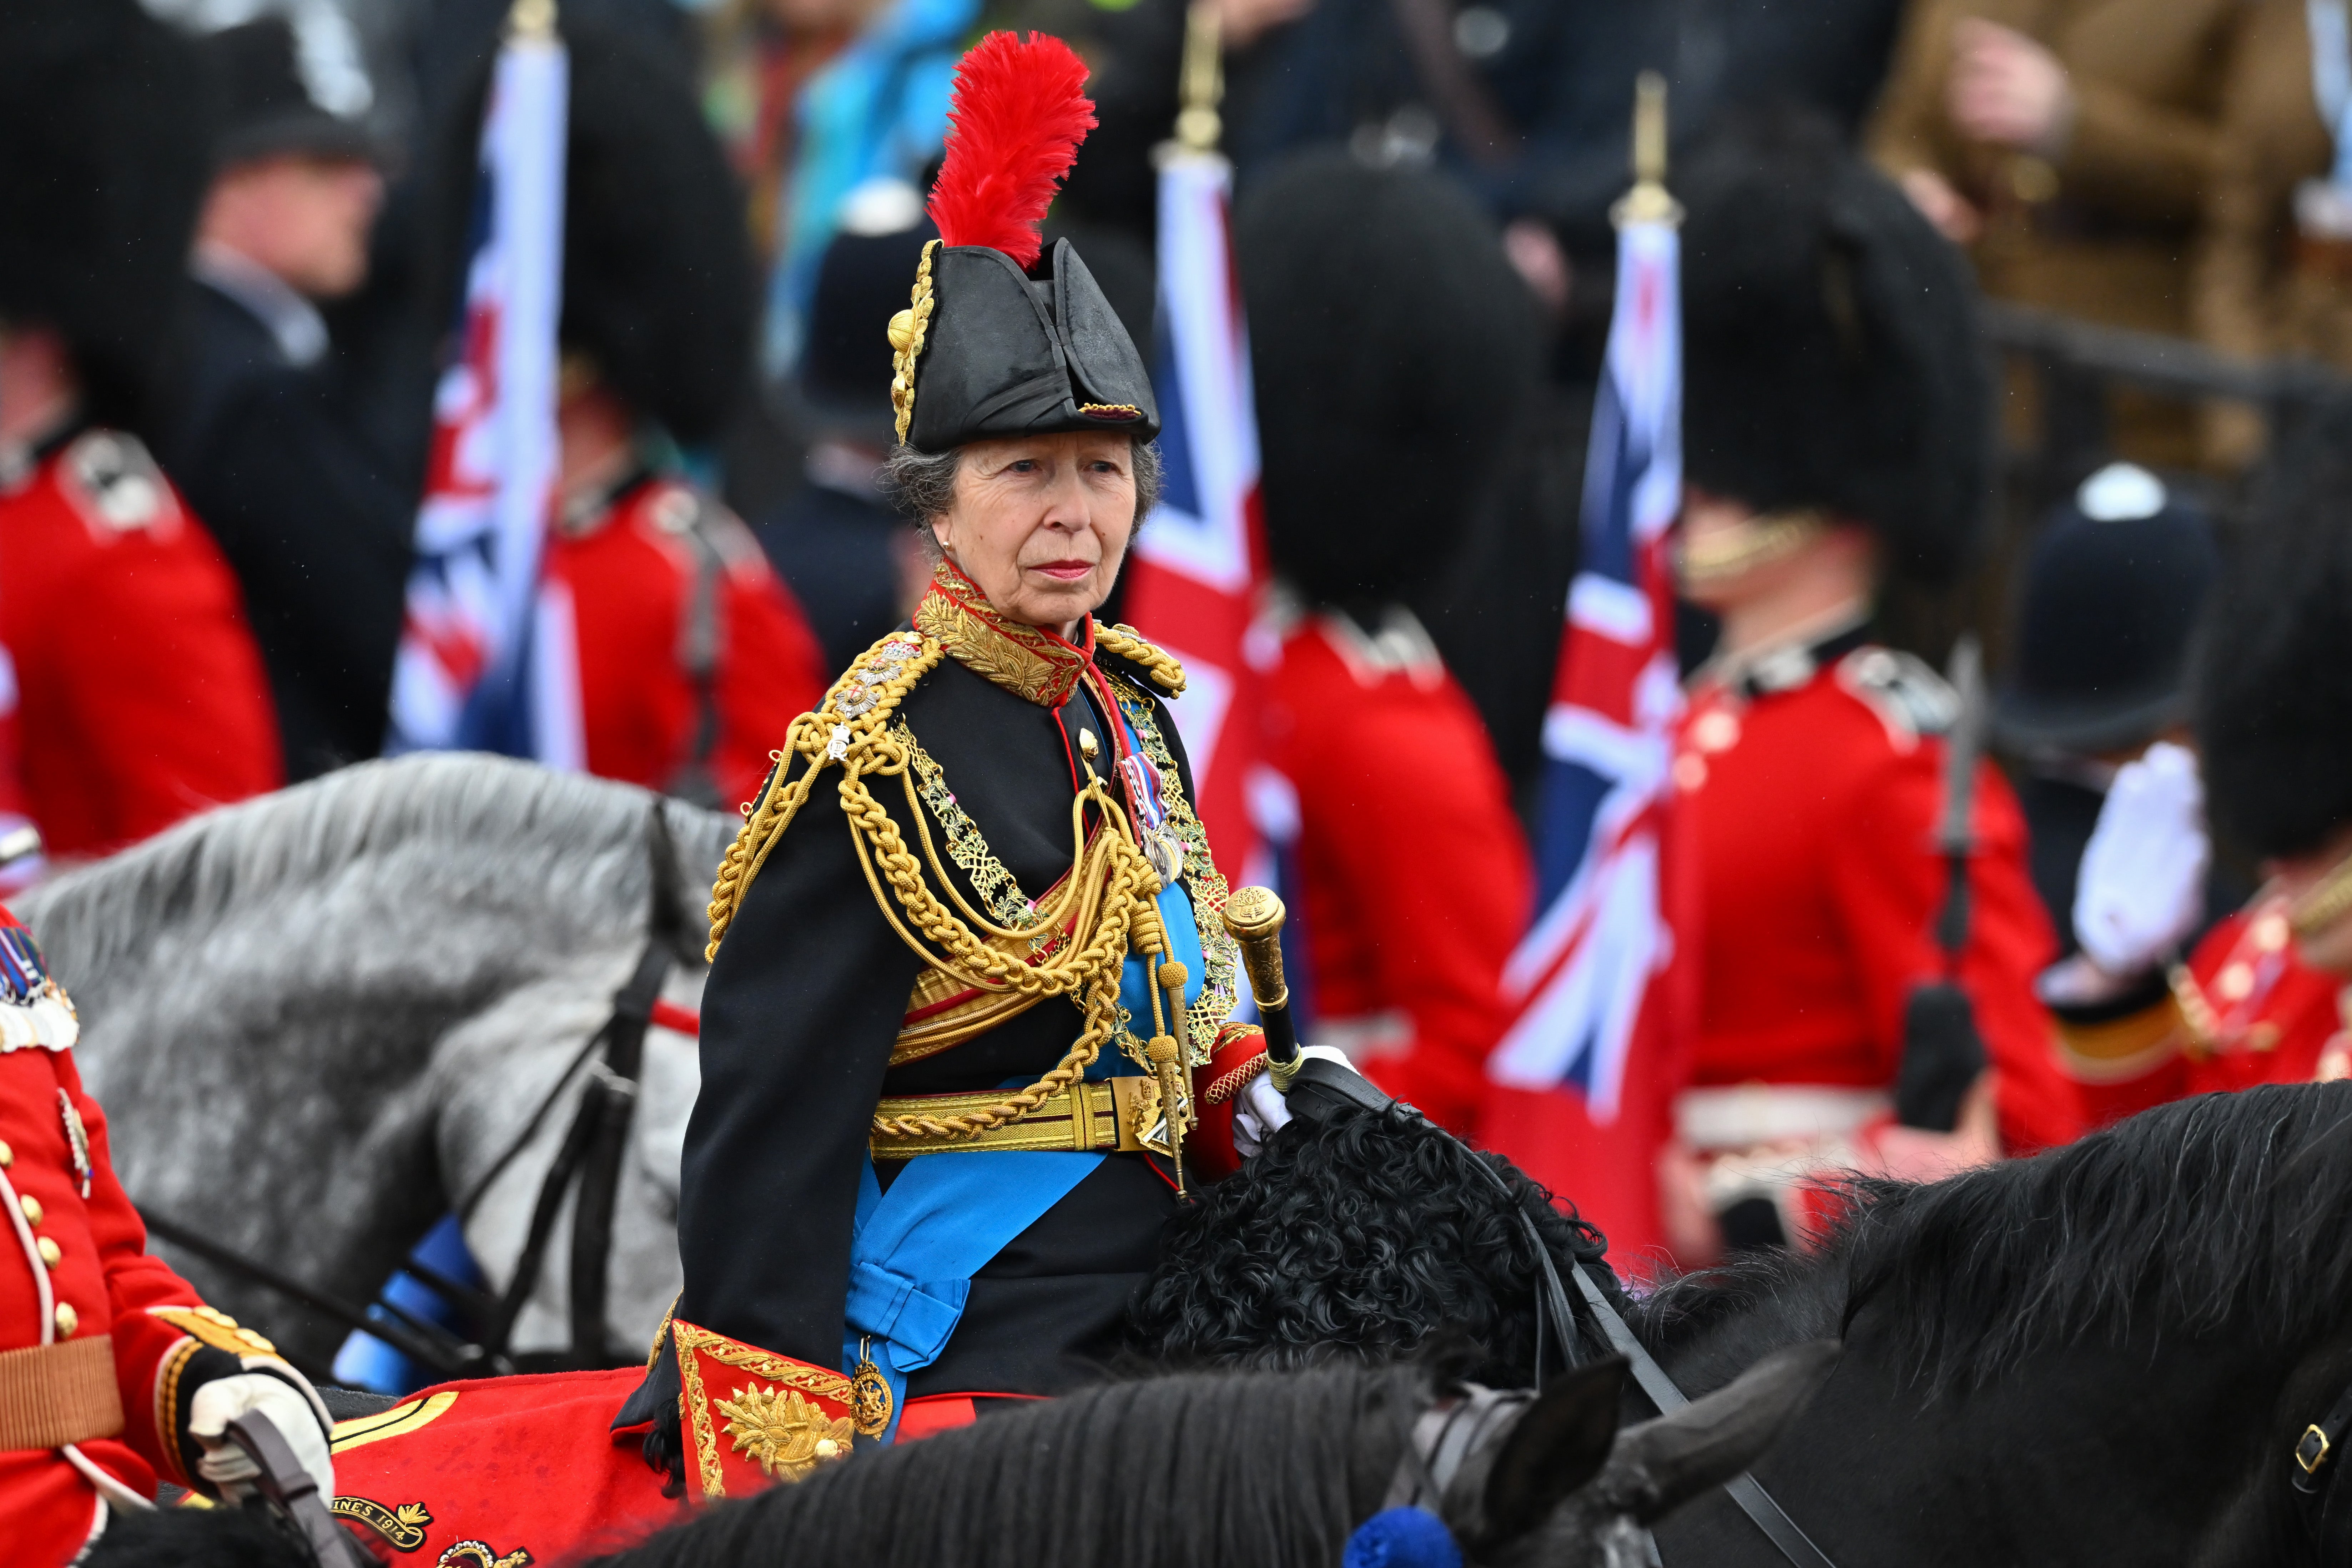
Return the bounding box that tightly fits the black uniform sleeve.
[165,361,413,779]
[674,770,922,1367]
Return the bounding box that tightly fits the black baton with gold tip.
[1221,887,1393,1120]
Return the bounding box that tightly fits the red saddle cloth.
[327,1368,686,1564]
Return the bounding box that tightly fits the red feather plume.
[926,31,1097,273]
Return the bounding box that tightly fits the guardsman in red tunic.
[0,1,282,862]
[1659,117,2083,1261]
[546,468,826,812]
[1238,155,1540,1139]
[469,34,824,811]
[2057,404,2352,1110]
[0,902,331,1557]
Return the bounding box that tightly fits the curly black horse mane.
[1129,1105,1621,1382]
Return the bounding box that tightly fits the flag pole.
[1613,71,1681,228]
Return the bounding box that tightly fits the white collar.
[193,242,331,369]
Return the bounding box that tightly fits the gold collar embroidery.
[913,560,1097,709]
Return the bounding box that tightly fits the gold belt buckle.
[2301,1423,2333,1475]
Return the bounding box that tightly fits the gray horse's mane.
[19,753,734,978]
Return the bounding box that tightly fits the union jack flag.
[1482,208,1684,1266]
[384,20,576,767]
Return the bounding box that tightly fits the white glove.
[188,1373,334,1504]
[1232,1045,1361,1157]
[2074,740,2209,977]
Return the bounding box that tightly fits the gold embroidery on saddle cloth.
[437,1542,532,1568]
[329,1497,432,1553]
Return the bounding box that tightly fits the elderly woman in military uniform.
[613,34,1335,1499]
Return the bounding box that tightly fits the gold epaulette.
[706,628,945,959]
[1097,623,1185,696]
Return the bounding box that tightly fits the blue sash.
[841,700,1208,1441]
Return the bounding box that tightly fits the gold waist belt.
[0,1334,123,1451]
[871,1076,1170,1160]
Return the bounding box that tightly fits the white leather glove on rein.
[1232,1045,1364,1158]
[2073,740,2210,978]
[188,1372,336,1504]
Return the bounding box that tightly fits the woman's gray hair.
[880,437,1163,550]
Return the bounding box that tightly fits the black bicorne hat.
[890,32,1157,454]
[0,0,208,431]
[1680,111,1992,584]
[2197,401,2352,860]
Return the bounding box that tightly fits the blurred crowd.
[7,0,2352,1250]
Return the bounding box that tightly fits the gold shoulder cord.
[706,629,1176,1149]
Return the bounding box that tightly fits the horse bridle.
[2293,1376,2352,1559]
[1291,1064,1841,1568]
[138,806,688,1382]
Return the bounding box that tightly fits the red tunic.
[1261,609,1532,1137]
[1674,641,2083,1155]
[542,478,826,812]
[0,430,281,859]
[2059,899,2344,1122]
[0,906,305,1565]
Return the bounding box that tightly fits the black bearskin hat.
[893,32,1157,454]
[561,25,755,444]
[1238,152,1542,605]
[2196,402,2352,860]
[1680,112,1992,584]
[0,0,208,430]
[430,21,756,445]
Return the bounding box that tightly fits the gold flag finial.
[1173,2,1225,152]
[1613,71,1682,227]
[508,0,557,41]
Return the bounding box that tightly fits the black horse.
[1141,1087,2352,1564]
[89,1350,1835,1568]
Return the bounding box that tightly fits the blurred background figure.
[1237,151,1538,1140]
[699,0,969,378]
[1994,462,2238,1113]
[753,212,936,677]
[159,15,416,784]
[1661,114,2080,1261]
[2194,0,2352,467]
[0,0,281,865]
[1868,0,2251,469]
[423,22,826,811]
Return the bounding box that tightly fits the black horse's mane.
[590,1364,1410,1568]
[1128,1106,1620,1382]
[1642,1083,2352,1387]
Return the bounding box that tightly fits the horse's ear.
[1477,1356,1627,1546]
[1599,1338,1840,1525]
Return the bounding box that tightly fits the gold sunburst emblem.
[716,1383,856,1482]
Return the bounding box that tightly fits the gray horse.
[18,753,727,1375]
